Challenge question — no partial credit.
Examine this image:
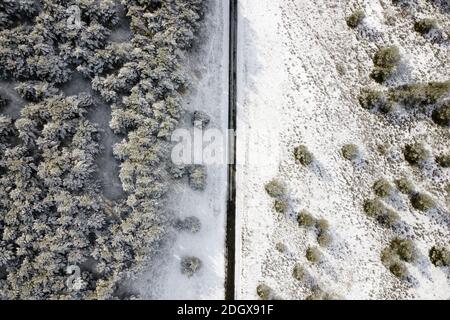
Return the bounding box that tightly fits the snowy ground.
[132,0,229,300]
[236,0,449,299]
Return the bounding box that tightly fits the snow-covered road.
[133,0,230,299]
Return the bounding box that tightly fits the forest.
[0,0,206,299]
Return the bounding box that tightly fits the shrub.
[188,165,207,191]
[358,89,392,112]
[436,153,450,167]
[306,286,335,300]
[316,218,330,232]
[264,179,286,198]
[414,18,437,35]
[256,284,272,300]
[429,246,450,267]
[317,231,332,247]
[346,10,365,28]
[395,177,414,194]
[297,210,316,227]
[294,145,313,166]
[306,246,322,263]
[363,199,399,227]
[381,237,417,278]
[181,256,202,278]
[411,192,435,211]
[275,242,287,253]
[377,208,400,227]
[389,262,408,278]
[370,46,401,83]
[273,199,288,213]
[363,198,384,217]
[192,110,210,129]
[389,81,450,108]
[175,216,201,233]
[341,144,359,160]
[373,178,393,197]
[432,102,450,127]
[390,238,417,262]
[292,264,307,281]
[403,143,429,165]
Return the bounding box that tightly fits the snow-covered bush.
[429,246,450,267]
[373,178,393,198]
[341,143,359,161]
[292,264,307,282]
[181,256,202,277]
[297,211,332,246]
[410,192,435,211]
[346,10,365,29]
[432,101,450,126]
[306,246,322,263]
[275,242,287,253]
[381,237,417,278]
[370,46,401,84]
[358,89,392,113]
[386,238,417,262]
[363,199,400,227]
[188,165,207,191]
[435,153,450,167]
[15,81,59,102]
[414,18,437,35]
[297,210,315,227]
[175,216,201,233]
[294,145,313,166]
[389,81,450,108]
[395,177,415,195]
[306,286,336,300]
[403,142,429,166]
[265,179,286,198]
[256,283,272,300]
[192,110,210,129]
[273,199,288,213]
[317,231,332,247]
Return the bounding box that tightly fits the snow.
[236,0,449,300]
[132,0,229,300]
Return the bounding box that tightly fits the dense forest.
[0,0,206,299]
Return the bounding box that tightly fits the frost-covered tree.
[0,0,207,299]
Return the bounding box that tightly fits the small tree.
[373,178,393,197]
[404,142,429,165]
[429,246,450,267]
[294,145,313,166]
[256,283,272,300]
[341,144,359,160]
[297,210,316,227]
[411,192,435,211]
[264,179,286,198]
[395,177,414,195]
[306,246,322,263]
[370,46,401,83]
[432,102,450,127]
[346,10,365,28]
[414,19,437,35]
[181,257,202,278]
